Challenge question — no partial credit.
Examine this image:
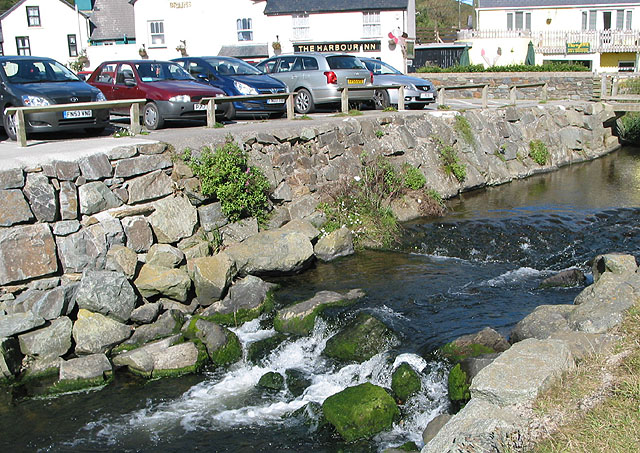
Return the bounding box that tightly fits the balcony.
[458,29,640,54]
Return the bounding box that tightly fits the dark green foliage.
[391,363,422,402]
[529,140,550,165]
[403,164,427,190]
[439,144,467,182]
[417,63,590,73]
[322,382,400,442]
[448,363,471,406]
[184,139,270,222]
[618,112,640,144]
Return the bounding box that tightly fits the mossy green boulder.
[184,317,242,367]
[439,342,495,363]
[322,382,399,442]
[448,363,471,407]
[322,313,397,362]
[285,368,311,397]
[247,333,288,364]
[258,371,285,391]
[274,289,364,336]
[391,363,421,402]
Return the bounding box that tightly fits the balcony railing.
[458,29,640,54]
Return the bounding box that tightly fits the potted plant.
[139,44,148,58]
[176,40,188,57]
[272,41,281,55]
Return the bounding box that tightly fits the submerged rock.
[322,312,396,362]
[322,382,399,442]
[54,353,113,393]
[440,327,509,362]
[285,368,311,397]
[539,268,586,288]
[274,289,364,336]
[258,371,285,391]
[247,333,288,364]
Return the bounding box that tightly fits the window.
[626,11,633,30]
[301,57,318,70]
[582,11,588,30]
[507,12,513,30]
[115,63,135,84]
[276,56,297,73]
[237,18,253,41]
[26,6,40,27]
[148,21,165,46]
[617,10,625,29]
[589,10,597,30]
[16,36,30,56]
[292,14,309,40]
[0,43,4,56]
[96,65,115,84]
[67,34,77,57]
[507,11,530,30]
[363,11,381,37]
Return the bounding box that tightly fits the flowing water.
[4,147,640,453]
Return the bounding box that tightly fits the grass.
[333,109,363,117]
[382,106,397,112]
[454,115,474,145]
[294,114,312,120]
[531,306,640,453]
[529,140,550,165]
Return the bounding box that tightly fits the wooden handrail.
[436,82,548,108]
[6,99,147,147]
[337,84,409,113]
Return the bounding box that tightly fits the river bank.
[0,103,627,450]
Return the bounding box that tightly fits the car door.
[90,63,116,99]
[274,56,298,91]
[111,63,144,114]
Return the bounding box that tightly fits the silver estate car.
[360,57,436,110]
[256,53,373,114]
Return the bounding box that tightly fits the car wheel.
[3,109,17,141]
[143,102,164,130]
[373,89,390,110]
[294,88,314,114]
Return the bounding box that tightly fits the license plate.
[420,92,434,99]
[347,78,365,85]
[63,110,92,118]
[193,103,207,111]
[267,98,285,104]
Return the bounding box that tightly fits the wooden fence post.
[206,99,216,128]
[510,86,517,105]
[398,86,405,111]
[437,87,445,107]
[612,78,619,96]
[341,88,349,113]
[286,93,295,119]
[129,103,141,134]
[541,83,548,103]
[16,109,26,147]
[482,85,488,109]
[601,74,607,99]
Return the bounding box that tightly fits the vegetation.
[182,138,270,222]
[403,163,427,190]
[437,141,467,183]
[417,63,590,73]
[532,306,640,452]
[454,114,474,145]
[617,78,640,144]
[448,363,471,406]
[416,0,474,31]
[333,109,363,117]
[375,129,385,138]
[529,139,550,165]
[391,363,422,402]
[382,106,397,112]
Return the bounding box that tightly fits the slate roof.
[264,0,408,15]
[218,44,269,58]
[479,0,640,8]
[89,0,135,41]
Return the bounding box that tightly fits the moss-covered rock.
[447,363,470,409]
[184,317,242,367]
[274,289,364,336]
[201,290,275,327]
[439,342,495,363]
[285,368,311,397]
[258,371,285,391]
[322,382,399,442]
[247,333,288,364]
[391,363,421,403]
[322,313,397,362]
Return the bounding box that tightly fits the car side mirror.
[124,78,136,87]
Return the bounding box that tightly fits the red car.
[87,60,228,129]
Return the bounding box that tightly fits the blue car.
[173,56,288,120]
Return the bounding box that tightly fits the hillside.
[416,0,475,42]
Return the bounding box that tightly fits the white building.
[459,0,640,72]
[131,0,415,71]
[0,0,90,67]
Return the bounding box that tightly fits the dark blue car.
[173,56,288,120]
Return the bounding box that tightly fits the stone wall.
[411,72,596,101]
[0,103,620,388]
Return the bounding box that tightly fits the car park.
[0,56,109,140]
[255,52,373,114]
[87,60,228,129]
[359,57,436,110]
[173,56,288,120]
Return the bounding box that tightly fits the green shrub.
[618,112,640,144]
[618,77,640,95]
[454,115,474,145]
[375,129,385,138]
[416,62,590,73]
[403,164,426,190]
[184,139,270,222]
[529,140,550,165]
[439,144,467,183]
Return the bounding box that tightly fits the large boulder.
[146,244,185,268]
[510,304,575,343]
[105,246,138,279]
[470,338,574,407]
[0,224,58,285]
[314,227,354,262]
[191,252,237,303]
[56,228,108,273]
[391,362,421,402]
[126,170,174,204]
[440,327,510,362]
[56,353,112,392]
[322,382,399,442]
[274,289,364,336]
[148,195,198,244]
[18,316,72,358]
[225,229,314,276]
[134,264,192,302]
[6,285,76,321]
[201,275,275,325]
[592,253,637,282]
[78,181,122,215]
[76,270,137,322]
[72,309,132,355]
[0,312,45,337]
[130,302,161,324]
[322,312,396,362]
[185,317,242,367]
[125,310,184,346]
[121,216,154,252]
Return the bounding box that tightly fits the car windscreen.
[326,56,366,70]
[1,59,80,83]
[203,57,262,76]
[135,62,194,82]
[364,59,402,75]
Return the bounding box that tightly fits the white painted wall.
[85,43,139,71]
[0,0,90,66]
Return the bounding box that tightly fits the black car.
[0,56,109,140]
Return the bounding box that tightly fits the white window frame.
[507,11,530,31]
[363,11,381,38]
[237,18,253,42]
[26,6,40,27]
[292,14,310,41]
[148,20,165,47]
